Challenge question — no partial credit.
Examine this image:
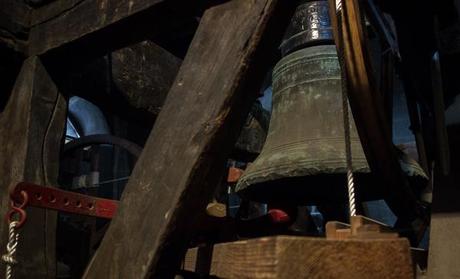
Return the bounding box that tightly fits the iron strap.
[10,182,118,219]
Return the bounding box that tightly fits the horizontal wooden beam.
[28,0,165,56]
[184,236,413,279]
[27,0,227,58]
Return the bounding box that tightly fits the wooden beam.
[28,0,208,68]
[111,40,182,115]
[30,0,88,27]
[54,40,181,123]
[0,56,67,278]
[0,0,30,52]
[427,125,460,278]
[28,0,164,56]
[83,0,294,278]
[327,0,419,221]
[27,0,219,58]
[184,236,413,279]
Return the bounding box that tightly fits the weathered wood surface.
[326,215,397,240]
[30,0,85,27]
[83,0,294,278]
[28,0,165,55]
[327,0,419,221]
[0,0,30,51]
[184,236,414,279]
[58,40,181,122]
[0,57,67,278]
[427,125,460,279]
[111,40,182,115]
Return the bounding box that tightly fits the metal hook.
[10,188,29,209]
[5,191,28,229]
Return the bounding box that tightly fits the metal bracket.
[10,182,118,219]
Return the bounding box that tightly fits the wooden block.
[184,236,413,279]
[326,216,396,240]
[356,224,382,233]
[352,232,399,240]
[325,221,351,240]
[350,215,389,233]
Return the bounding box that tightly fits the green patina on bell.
[236,45,371,204]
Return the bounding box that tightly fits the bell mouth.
[236,172,382,205]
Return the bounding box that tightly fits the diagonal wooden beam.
[0,56,67,278]
[83,0,295,278]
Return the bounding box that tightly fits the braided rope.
[2,221,19,279]
[343,78,357,217]
[335,0,357,217]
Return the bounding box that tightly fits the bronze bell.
[280,0,334,56]
[235,45,371,204]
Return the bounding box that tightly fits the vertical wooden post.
[428,125,460,278]
[0,56,67,278]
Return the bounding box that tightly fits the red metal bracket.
[10,182,118,219]
[6,190,28,228]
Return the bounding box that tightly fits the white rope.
[343,85,357,217]
[336,0,342,12]
[347,169,357,216]
[335,0,357,217]
[2,221,19,279]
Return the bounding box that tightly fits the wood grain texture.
[111,41,182,115]
[83,0,294,278]
[326,0,419,221]
[28,0,164,55]
[0,56,67,278]
[184,236,414,279]
[427,126,460,279]
[0,0,30,51]
[30,0,85,27]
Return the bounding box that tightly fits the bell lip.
[236,164,370,192]
[235,172,382,205]
[236,151,370,189]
